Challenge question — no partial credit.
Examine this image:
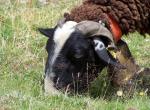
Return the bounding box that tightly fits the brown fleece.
[65,0,150,35]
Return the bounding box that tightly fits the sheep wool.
[65,0,150,35]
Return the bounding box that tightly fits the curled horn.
[57,18,66,27]
[76,21,125,68]
[76,20,116,48]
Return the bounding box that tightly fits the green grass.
[0,0,150,110]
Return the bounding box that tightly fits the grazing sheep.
[39,0,150,96]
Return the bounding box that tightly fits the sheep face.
[39,21,97,93]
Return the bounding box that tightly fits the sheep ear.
[38,28,54,38]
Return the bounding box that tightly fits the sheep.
[38,0,150,95]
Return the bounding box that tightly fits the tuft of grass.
[0,0,150,109]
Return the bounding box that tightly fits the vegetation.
[0,0,149,109]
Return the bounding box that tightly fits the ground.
[0,0,150,110]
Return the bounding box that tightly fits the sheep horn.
[76,20,116,48]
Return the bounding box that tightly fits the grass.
[0,0,150,109]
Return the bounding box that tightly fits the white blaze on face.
[50,21,77,73]
[45,21,77,94]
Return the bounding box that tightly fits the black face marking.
[45,29,97,90]
[41,21,104,93]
